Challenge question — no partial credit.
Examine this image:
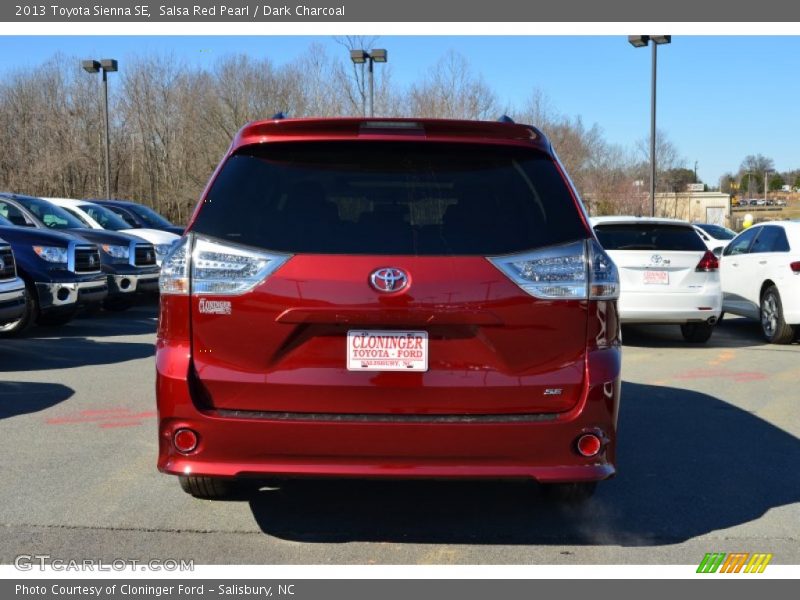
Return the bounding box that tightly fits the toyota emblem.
[369,267,409,293]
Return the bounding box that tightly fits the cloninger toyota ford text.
[156,117,622,503]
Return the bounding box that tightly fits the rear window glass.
[696,223,736,240]
[191,141,588,255]
[594,223,707,251]
[751,226,791,253]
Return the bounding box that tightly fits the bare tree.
[407,50,499,120]
[0,45,739,225]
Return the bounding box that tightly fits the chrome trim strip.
[210,410,560,423]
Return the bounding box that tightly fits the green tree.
[719,173,736,194]
[740,172,760,196]
[662,167,699,192]
[768,174,785,191]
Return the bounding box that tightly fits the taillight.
[158,234,290,296]
[159,235,190,295]
[790,261,800,273]
[192,236,289,295]
[696,250,719,272]
[488,239,619,300]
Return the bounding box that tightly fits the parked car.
[693,223,737,253]
[0,215,107,335]
[90,199,184,236]
[720,221,800,344]
[592,216,722,343]
[0,193,159,311]
[45,198,179,265]
[775,199,787,207]
[157,117,622,502]
[0,237,27,328]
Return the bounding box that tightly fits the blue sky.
[1,35,798,185]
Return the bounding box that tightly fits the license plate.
[643,270,669,285]
[347,330,428,372]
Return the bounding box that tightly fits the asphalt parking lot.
[1,302,799,565]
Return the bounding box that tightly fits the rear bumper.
[0,278,26,324]
[156,342,621,482]
[618,289,722,324]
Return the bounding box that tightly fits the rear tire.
[760,286,795,344]
[0,285,36,337]
[540,481,597,504]
[680,322,714,343]
[179,476,237,499]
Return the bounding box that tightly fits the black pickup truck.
[0,237,27,328]
[0,193,160,311]
[0,217,108,336]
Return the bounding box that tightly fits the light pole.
[628,35,671,217]
[764,169,774,203]
[82,58,118,198]
[349,49,388,118]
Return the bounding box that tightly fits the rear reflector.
[696,250,719,272]
[791,261,800,273]
[173,429,198,453]
[576,433,602,457]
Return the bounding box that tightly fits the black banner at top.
[2,0,800,22]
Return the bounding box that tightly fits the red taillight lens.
[173,428,198,453]
[696,251,719,272]
[791,261,800,273]
[576,433,602,457]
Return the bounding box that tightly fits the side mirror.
[713,247,723,258]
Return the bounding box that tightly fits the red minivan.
[156,117,622,502]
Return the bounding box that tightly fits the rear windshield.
[191,141,589,255]
[594,223,707,251]
[696,223,736,240]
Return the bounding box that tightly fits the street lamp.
[628,35,671,217]
[349,49,388,118]
[82,58,118,198]
[764,168,774,203]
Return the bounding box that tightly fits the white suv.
[592,216,722,343]
[720,221,800,343]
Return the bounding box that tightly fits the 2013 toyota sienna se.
[156,117,622,503]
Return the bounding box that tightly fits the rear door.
[594,222,710,296]
[748,225,792,306]
[187,141,592,416]
[721,227,760,317]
